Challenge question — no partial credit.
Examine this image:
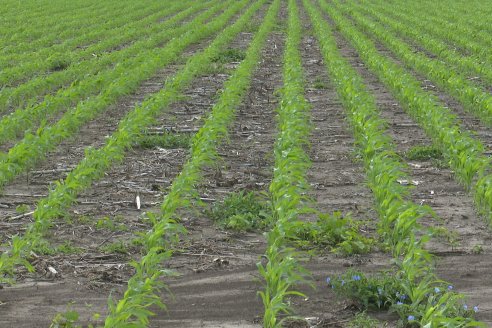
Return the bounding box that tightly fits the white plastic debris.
[47,266,58,277]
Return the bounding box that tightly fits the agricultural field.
[1,0,492,327]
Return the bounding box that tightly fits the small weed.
[313,77,327,89]
[33,240,55,255]
[15,204,30,214]
[431,158,448,169]
[327,270,477,326]
[50,308,79,328]
[76,215,92,225]
[244,21,260,33]
[47,54,71,71]
[131,233,146,247]
[50,302,101,328]
[212,48,246,63]
[349,312,381,327]
[95,216,128,232]
[327,270,401,310]
[291,212,373,255]
[34,240,82,255]
[206,191,270,231]
[472,244,483,254]
[137,132,192,149]
[100,241,129,254]
[201,62,228,75]
[405,145,443,161]
[272,21,286,32]
[430,226,459,248]
[57,241,83,254]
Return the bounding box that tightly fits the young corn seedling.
[320,0,492,222]
[104,1,280,325]
[0,0,234,188]
[0,0,251,283]
[258,1,314,326]
[305,0,486,325]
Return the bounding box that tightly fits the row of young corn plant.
[0,1,90,25]
[0,0,227,152]
[0,0,267,286]
[258,1,312,326]
[0,0,122,33]
[0,0,92,31]
[0,1,190,86]
[415,1,492,45]
[0,0,204,111]
[408,0,492,30]
[0,3,217,129]
[348,1,492,87]
[0,0,156,61]
[424,1,492,37]
[0,0,119,52]
[319,0,492,222]
[363,0,492,61]
[305,1,485,326]
[332,0,492,127]
[0,0,238,189]
[104,1,279,325]
[367,0,492,52]
[361,0,492,56]
[0,1,137,62]
[2,2,166,56]
[0,0,93,24]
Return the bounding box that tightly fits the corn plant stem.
[331,0,492,128]
[318,0,492,221]
[258,0,312,327]
[0,0,233,189]
[103,1,279,325]
[0,0,207,113]
[306,0,485,325]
